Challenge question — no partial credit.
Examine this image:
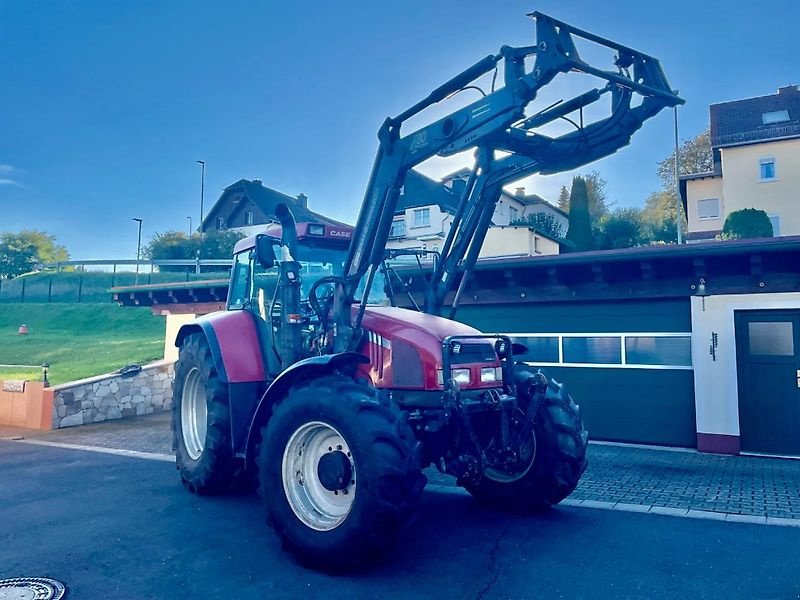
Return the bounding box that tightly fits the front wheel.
[172,333,244,494]
[258,375,425,570]
[464,367,588,512]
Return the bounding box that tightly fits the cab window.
[228,251,251,310]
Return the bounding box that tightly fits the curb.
[424,485,800,528]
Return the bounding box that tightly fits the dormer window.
[762,110,790,125]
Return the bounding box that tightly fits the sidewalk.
[4,413,800,521]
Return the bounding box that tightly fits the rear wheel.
[172,333,244,494]
[464,366,588,512]
[258,375,425,570]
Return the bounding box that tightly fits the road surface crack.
[475,522,511,600]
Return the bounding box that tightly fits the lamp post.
[132,218,143,285]
[196,160,205,274]
[674,106,683,245]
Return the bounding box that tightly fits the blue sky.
[1,0,797,259]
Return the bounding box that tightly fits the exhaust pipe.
[274,203,302,368]
[275,203,298,258]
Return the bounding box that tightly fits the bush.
[596,208,645,249]
[722,208,773,239]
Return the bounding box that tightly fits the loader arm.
[334,12,683,350]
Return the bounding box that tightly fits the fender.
[240,352,369,461]
[175,310,267,384]
[176,310,269,458]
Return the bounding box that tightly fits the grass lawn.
[0,304,165,385]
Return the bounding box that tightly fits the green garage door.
[458,299,696,448]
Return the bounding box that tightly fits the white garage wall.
[691,292,800,437]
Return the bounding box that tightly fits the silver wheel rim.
[282,421,356,531]
[485,429,537,483]
[181,367,207,461]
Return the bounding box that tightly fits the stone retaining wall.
[53,361,174,429]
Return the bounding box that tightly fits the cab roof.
[233,222,353,254]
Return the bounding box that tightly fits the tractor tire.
[258,374,425,570]
[172,332,244,494]
[464,365,588,512]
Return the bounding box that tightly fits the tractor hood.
[360,306,482,342]
[359,306,499,390]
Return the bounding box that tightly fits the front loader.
[171,12,683,570]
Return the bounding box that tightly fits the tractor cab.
[225,221,392,370]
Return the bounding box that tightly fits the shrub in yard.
[722,208,773,239]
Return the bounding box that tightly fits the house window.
[216,217,226,230]
[412,208,430,228]
[762,110,790,125]
[697,198,720,220]
[769,214,781,237]
[760,158,776,180]
[390,219,406,238]
[245,211,254,225]
[509,206,519,222]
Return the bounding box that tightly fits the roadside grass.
[0,304,165,385]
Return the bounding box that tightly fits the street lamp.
[674,106,683,245]
[196,160,205,274]
[132,218,143,285]
[196,160,205,230]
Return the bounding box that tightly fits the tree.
[0,230,69,278]
[722,208,773,239]
[641,191,682,244]
[596,208,645,250]
[557,185,570,212]
[657,128,713,191]
[510,212,565,240]
[583,170,611,223]
[144,230,244,272]
[564,176,593,252]
[635,129,713,245]
[199,230,246,259]
[556,172,611,226]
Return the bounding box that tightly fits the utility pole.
[674,106,683,245]
[133,218,143,285]
[196,160,205,274]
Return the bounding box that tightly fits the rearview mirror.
[255,235,276,269]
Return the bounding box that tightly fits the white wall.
[691,292,800,437]
[164,313,197,362]
[721,138,800,236]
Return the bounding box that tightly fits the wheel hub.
[181,367,207,461]
[282,421,357,531]
[317,450,353,491]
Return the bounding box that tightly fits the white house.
[387,169,566,258]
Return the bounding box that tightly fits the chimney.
[778,85,799,95]
[515,187,525,198]
[252,178,262,185]
[296,193,308,209]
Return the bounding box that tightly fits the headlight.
[451,368,471,385]
[480,366,503,383]
[436,368,474,386]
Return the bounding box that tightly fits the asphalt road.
[1,441,798,600]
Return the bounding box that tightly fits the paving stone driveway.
[5,413,800,520]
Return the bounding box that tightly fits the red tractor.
[171,13,683,569]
